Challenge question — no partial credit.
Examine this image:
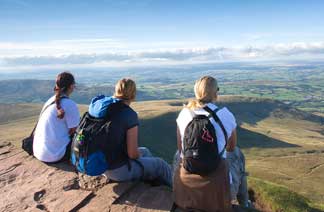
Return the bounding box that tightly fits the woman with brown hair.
[173,76,237,211]
[33,72,80,163]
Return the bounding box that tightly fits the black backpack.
[182,106,228,175]
[71,101,128,176]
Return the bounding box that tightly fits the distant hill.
[0,79,161,104]
[0,79,192,104]
[0,96,324,211]
[2,61,324,113]
[0,79,111,104]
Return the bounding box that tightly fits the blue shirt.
[108,104,139,169]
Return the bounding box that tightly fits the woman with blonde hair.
[90,78,173,186]
[173,76,237,211]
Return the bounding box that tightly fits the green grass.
[248,177,324,212]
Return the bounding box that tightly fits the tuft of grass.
[248,177,323,212]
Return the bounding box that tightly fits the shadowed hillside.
[134,97,323,159]
[138,112,300,163]
[140,111,178,162]
[0,104,41,124]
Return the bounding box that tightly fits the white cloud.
[1,40,324,70]
[0,38,126,57]
[240,42,324,58]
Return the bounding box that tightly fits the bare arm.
[176,126,182,152]
[126,126,140,159]
[226,128,237,152]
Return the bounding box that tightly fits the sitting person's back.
[86,95,140,170]
[173,76,237,212]
[33,72,80,163]
[84,78,172,186]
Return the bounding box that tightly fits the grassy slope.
[249,177,324,212]
[0,96,324,211]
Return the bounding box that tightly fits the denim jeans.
[227,147,249,207]
[104,147,172,187]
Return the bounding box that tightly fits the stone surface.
[0,143,173,212]
[0,142,253,212]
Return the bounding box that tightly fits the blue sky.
[1,0,324,69]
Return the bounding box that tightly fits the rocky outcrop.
[0,142,173,212]
[0,141,255,212]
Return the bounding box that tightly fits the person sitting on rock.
[173,76,237,212]
[33,72,80,163]
[102,78,172,187]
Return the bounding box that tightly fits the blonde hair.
[114,78,136,101]
[186,76,218,110]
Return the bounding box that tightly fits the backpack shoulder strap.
[203,106,228,155]
[103,101,128,121]
[39,96,68,117]
[31,96,69,136]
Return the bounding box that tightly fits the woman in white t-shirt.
[33,72,80,163]
[173,76,237,212]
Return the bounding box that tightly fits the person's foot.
[102,173,117,184]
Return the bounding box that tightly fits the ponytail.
[54,85,65,119]
[186,99,204,110]
[54,71,75,119]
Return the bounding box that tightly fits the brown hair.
[186,76,219,110]
[113,78,136,101]
[54,72,75,119]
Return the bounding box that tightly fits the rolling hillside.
[0,96,324,211]
[0,79,190,104]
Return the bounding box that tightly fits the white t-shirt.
[33,96,80,162]
[176,103,237,159]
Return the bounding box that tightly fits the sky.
[1,0,324,70]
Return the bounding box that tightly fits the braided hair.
[54,72,75,119]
